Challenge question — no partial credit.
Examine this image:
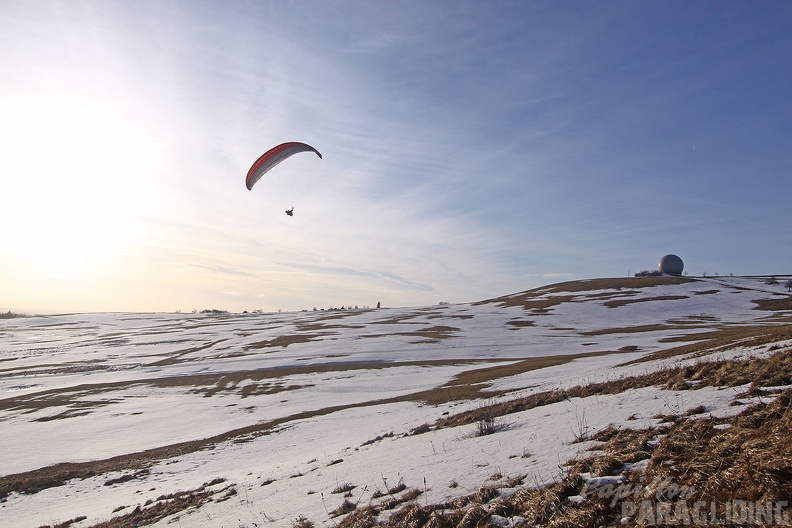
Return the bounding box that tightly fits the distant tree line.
[0,311,28,319]
[766,277,792,292]
[634,270,663,277]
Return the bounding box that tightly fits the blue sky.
[1,1,791,313]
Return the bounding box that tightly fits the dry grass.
[358,325,461,343]
[333,347,792,528]
[17,333,792,527]
[3,351,612,500]
[476,277,693,311]
[602,294,690,308]
[46,479,234,528]
[396,349,622,406]
[245,332,329,349]
[6,289,791,527]
[754,296,792,312]
[624,323,792,364]
[425,346,792,431]
[582,323,684,336]
[11,345,784,506]
[644,394,792,503]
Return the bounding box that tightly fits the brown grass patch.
[539,276,694,294]
[641,398,792,502]
[623,323,792,364]
[404,350,621,406]
[245,333,331,349]
[146,339,229,367]
[582,323,684,336]
[754,296,792,312]
[474,277,694,314]
[85,479,232,528]
[8,313,790,523]
[37,516,88,528]
[0,348,634,501]
[429,347,792,431]
[0,358,514,416]
[477,293,577,313]
[369,314,425,325]
[0,354,583,499]
[507,319,535,329]
[400,325,459,342]
[359,325,461,343]
[334,350,792,528]
[603,295,689,308]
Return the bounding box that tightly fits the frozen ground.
[1,276,791,527]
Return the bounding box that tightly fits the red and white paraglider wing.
[245,142,322,190]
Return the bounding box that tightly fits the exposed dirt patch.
[245,332,332,349]
[190,377,309,398]
[402,325,459,342]
[297,322,365,332]
[477,294,577,313]
[603,295,689,308]
[754,296,792,312]
[146,339,228,367]
[369,314,426,325]
[359,325,461,342]
[507,319,535,329]
[0,363,117,378]
[582,324,681,336]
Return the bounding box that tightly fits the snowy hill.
[1,276,791,527]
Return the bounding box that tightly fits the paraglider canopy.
[245,142,322,191]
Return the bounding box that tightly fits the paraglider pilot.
[285,207,294,217]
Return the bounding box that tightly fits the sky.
[1,1,791,314]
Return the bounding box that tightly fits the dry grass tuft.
[330,499,358,517]
[37,516,87,528]
[643,390,792,504]
[332,482,356,495]
[336,506,378,528]
[292,514,315,528]
[77,480,231,528]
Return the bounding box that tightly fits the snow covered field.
[1,276,791,528]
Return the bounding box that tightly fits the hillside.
[1,276,791,527]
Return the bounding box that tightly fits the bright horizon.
[2,1,791,314]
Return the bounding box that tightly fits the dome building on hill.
[659,254,684,276]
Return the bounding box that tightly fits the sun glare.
[1,92,160,286]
